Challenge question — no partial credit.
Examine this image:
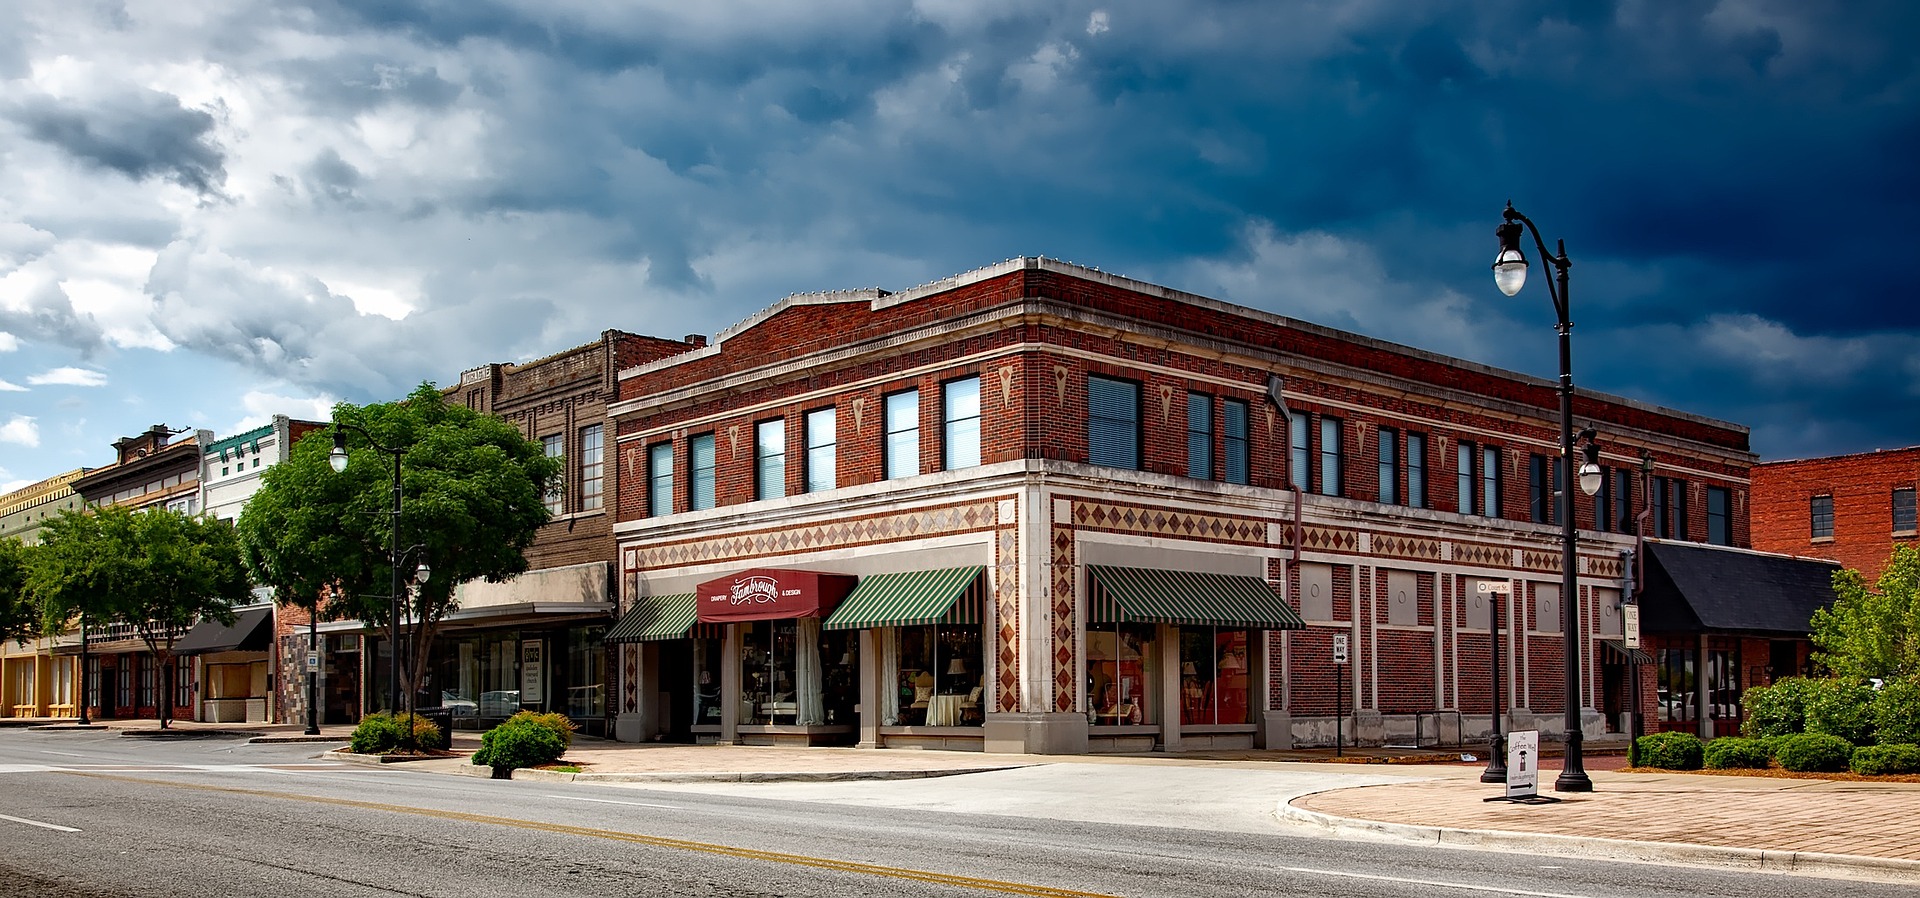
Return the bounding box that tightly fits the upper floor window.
[647,443,673,517]
[1288,411,1310,490]
[1458,441,1476,514]
[1378,427,1398,505]
[1810,494,1833,539]
[943,377,981,470]
[1087,376,1140,470]
[805,407,836,493]
[1706,486,1730,545]
[1529,454,1553,524]
[542,434,564,514]
[1652,477,1670,538]
[755,418,786,501]
[1407,432,1427,508]
[1319,417,1343,497]
[1223,399,1249,485]
[1611,468,1634,533]
[579,424,604,511]
[689,433,716,511]
[1480,445,1502,518]
[1674,479,1690,540]
[1186,392,1213,479]
[1896,488,1918,534]
[884,390,920,479]
[1594,465,1613,533]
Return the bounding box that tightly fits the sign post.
[1622,604,1641,649]
[1477,580,1512,784]
[1332,634,1349,758]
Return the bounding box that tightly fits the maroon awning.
[695,568,856,623]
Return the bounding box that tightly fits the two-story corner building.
[66,425,213,722]
[1751,446,1920,582]
[305,330,702,735]
[603,257,1762,755]
[0,469,90,720]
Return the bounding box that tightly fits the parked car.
[479,690,521,716]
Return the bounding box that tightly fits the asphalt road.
[1,731,1913,898]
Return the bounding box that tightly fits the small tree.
[31,506,252,728]
[1812,545,1920,681]
[238,383,559,717]
[0,538,36,644]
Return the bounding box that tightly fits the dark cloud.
[5,89,226,195]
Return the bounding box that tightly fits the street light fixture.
[1492,201,1598,792]
[328,424,429,747]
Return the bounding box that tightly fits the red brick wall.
[1752,447,1920,581]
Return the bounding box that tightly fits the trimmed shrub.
[1703,737,1771,770]
[1636,732,1704,770]
[1775,733,1854,773]
[472,710,573,773]
[1741,677,1817,738]
[1850,744,1920,776]
[1804,679,1876,745]
[1873,677,1920,746]
[349,711,445,754]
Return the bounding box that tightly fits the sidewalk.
[32,718,1920,883]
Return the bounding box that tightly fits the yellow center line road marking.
[63,772,1117,898]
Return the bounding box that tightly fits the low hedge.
[472,710,575,774]
[1849,743,1920,776]
[1774,733,1853,773]
[1804,679,1876,745]
[1635,732,1703,770]
[1741,677,1817,739]
[349,711,446,754]
[1702,737,1771,770]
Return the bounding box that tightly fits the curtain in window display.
[795,618,824,725]
[879,628,900,725]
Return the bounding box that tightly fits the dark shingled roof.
[1639,540,1839,636]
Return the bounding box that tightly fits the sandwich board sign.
[1506,730,1540,799]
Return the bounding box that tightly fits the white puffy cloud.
[0,379,24,391]
[228,388,340,434]
[0,332,17,352]
[26,366,107,386]
[0,416,39,447]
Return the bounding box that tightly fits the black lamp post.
[1493,202,1604,792]
[328,425,430,744]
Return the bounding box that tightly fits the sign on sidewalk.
[1506,730,1539,799]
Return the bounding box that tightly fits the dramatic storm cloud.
[1,0,1915,491]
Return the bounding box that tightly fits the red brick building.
[1751,446,1920,581]
[604,258,1764,753]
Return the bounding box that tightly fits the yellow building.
[1,469,89,719]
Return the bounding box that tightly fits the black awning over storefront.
[1639,540,1839,636]
[1602,639,1655,665]
[173,607,273,655]
[1088,565,1305,629]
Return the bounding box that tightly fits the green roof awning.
[1088,565,1304,630]
[822,567,985,631]
[606,594,698,643]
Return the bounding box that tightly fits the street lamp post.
[1493,202,1603,792]
[328,424,429,745]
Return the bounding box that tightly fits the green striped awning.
[606,594,699,643]
[822,567,985,631]
[1088,566,1305,630]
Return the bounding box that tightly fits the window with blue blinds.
[648,443,673,517]
[805,407,836,493]
[885,390,919,479]
[1289,411,1310,489]
[689,433,716,511]
[1087,376,1140,469]
[755,418,785,501]
[943,377,981,470]
[1378,427,1398,505]
[1319,416,1343,497]
[1481,445,1501,518]
[1707,486,1730,545]
[1407,432,1427,508]
[1186,392,1213,479]
[1457,441,1475,514]
[1223,400,1249,485]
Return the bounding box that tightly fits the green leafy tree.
[237,383,559,716]
[1812,545,1920,681]
[30,506,252,728]
[0,538,36,644]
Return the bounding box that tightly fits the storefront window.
[1178,627,1251,725]
[561,627,606,720]
[1656,648,1695,723]
[740,620,856,726]
[1706,649,1739,723]
[692,637,724,725]
[890,625,983,727]
[1087,623,1155,726]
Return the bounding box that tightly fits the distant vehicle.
[440,692,479,714]
[479,690,522,716]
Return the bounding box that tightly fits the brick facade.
[1752,446,1920,581]
[607,258,1756,753]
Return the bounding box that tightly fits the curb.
[552,765,1028,784]
[24,724,111,732]
[1275,793,1920,886]
[322,749,457,766]
[119,728,269,739]
[249,735,352,744]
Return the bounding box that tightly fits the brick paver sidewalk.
[1292,771,1920,861]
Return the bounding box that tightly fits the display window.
[692,637,723,726]
[1178,627,1251,725]
[884,625,983,727]
[1087,623,1156,726]
[740,619,857,726]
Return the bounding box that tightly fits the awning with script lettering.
[695,568,856,624]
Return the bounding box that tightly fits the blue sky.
[3,1,1917,494]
